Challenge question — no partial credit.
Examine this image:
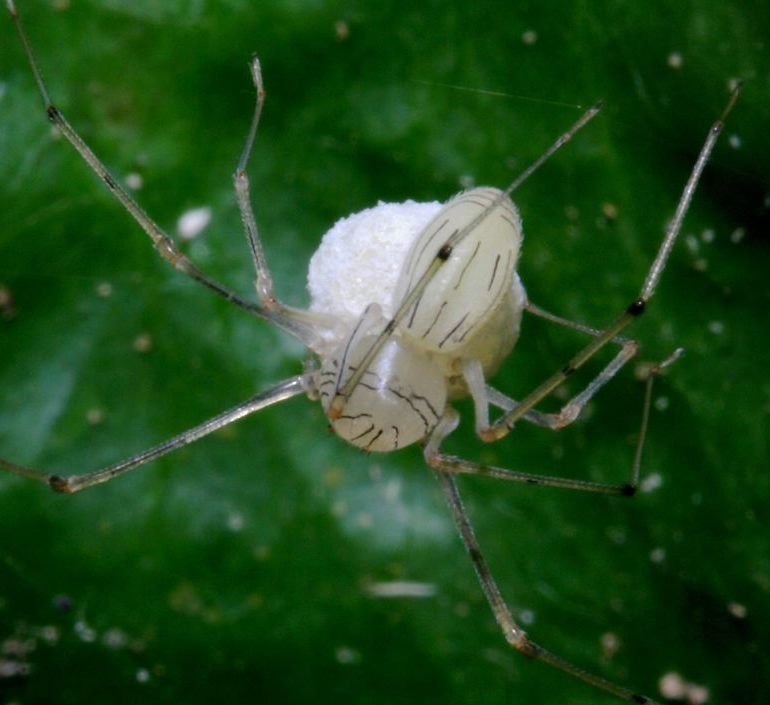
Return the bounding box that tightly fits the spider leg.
[7,0,313,345]
[464,328,639,436]
[327,101,604,417]
[427,406,632,494]
[524,300,635,340]
[512,300,642,429]
[0,376,306,494]
[429,347,676,495]
[481,82,741,443]
[458,296,683,492]
[434,470,662,703]
[233,55,336,345]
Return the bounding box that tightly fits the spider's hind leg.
[231,55,338,348]
[426,344,678,496]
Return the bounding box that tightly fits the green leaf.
[1,1,768,704]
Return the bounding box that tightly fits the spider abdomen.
[394,187,526,378]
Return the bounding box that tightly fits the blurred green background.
[0,1,768,704]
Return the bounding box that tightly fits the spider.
[2,1,740,702]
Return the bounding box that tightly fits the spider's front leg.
[424,354,676,701]
[431,470,663,704]
[0,377,306,494]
